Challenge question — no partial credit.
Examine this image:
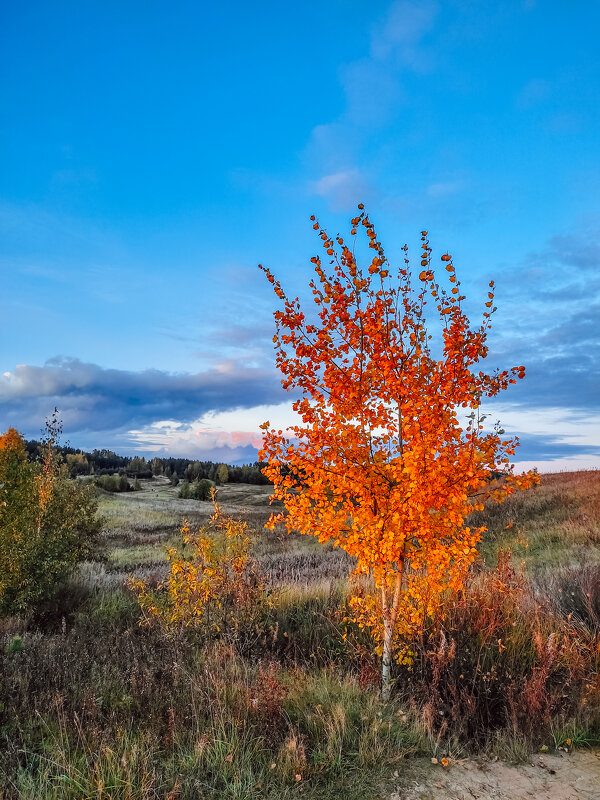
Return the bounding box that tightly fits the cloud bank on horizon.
[1,0,598,470]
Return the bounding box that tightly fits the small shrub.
[178,478,214,501]
[248,659,288,724]
[94,473,132,493]
[129,498,268,641]
[0,418,102,615]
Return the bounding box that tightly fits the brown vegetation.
[0,471,598,798]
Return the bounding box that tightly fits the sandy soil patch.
[392,750,600,799]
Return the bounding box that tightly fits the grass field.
[1,471,599,799]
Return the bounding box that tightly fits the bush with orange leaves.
[130,495,268,641]
[260,207,539,698]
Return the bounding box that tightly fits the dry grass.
[96,478,346,587]
[475,470,600,569]
[1,471,599,798]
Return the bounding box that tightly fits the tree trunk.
[381,570,403,701]
[381,618,394,701]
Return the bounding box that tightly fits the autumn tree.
[150,457,163,476]
[0,413,101,615]
[259,207,538,698]
[217,463,229,485]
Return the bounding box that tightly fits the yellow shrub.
[130,494,267,639]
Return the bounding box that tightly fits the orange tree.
[259,206,538,698]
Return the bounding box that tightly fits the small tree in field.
[217,463,229,485]
[130,494,266,639]
[259,207,538,698]
[0,413,101,615]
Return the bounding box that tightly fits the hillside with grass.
[1,470,599,799]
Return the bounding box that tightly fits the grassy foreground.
[1,472,599,799]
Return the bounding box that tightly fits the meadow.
[1,471,599,799]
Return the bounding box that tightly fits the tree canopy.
[260,208,538,695]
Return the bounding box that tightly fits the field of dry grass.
[476,470,600,567]
[97,477,354,588]
[1,470,599,799]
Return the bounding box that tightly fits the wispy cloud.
[126,402,299,460]
[311,169,375,212]
[486,223,600,415]
[426,181,464,198]
[306,0,440,210]
[537,231,600,272]
[369,0,439,66]
[516,78,551,109]
[127,420,264,461]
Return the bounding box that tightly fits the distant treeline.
[23,441,271,485]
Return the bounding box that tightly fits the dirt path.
[392,751,600,799]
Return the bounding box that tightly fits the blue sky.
[1,0,599,470]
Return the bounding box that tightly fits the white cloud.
[370,0,439,66]
[514,457,600,474]
[126,402,298,459]
[426,181,464,198]
[483,405,600,447]
[311,169,373,212]
[481,404,600,472]
[305,0,441,204]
